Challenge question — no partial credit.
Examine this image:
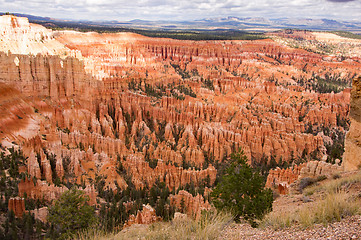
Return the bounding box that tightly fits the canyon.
[0,15,360,228]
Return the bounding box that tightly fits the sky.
[0,0,360,22]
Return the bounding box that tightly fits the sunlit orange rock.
[124,204,161,228]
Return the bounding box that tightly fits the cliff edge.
[0,15,73,56]
[343,76,361,171]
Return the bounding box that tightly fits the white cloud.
[0,0,359,21]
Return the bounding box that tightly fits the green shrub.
[48,188,96,239]
[211,150,273,227]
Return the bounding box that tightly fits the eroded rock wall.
[0,52,98,101]
[343,77,361,171]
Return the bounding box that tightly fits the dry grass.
[262,171,361,230]
[71,227,112,240]
[313,191,359,225]
[303,171,361,196]
[262,190,360,229]
[117,211,233,240]
[73,210,233,240]
[261,210,295,230]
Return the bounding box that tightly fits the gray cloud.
[0,0,360,21]
[327,0,355,2]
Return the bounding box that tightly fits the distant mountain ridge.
[1,12,361,32]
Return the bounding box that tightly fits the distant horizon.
[2,11,361,24]
[0,0,359,22]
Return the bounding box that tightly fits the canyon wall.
[343,77,361,171]
[0,52,98,101]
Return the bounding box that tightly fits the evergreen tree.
[211,149,273,227]
[48,188,96,239]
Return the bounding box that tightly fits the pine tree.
[211,149,273,227]
[48,188,96,239]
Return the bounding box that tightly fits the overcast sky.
[0,0,360,22]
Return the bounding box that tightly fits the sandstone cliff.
[343,77,361,171]
[0,15,72,56]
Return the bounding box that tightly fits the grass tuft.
[261,210,294,230]
[72,226,111,240]
[298,190,360,228]
[74,210,233,240]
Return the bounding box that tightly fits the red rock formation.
[18,178,68,202]
[0,83,36,141]
[124,204,161,228]
[0,15,70,55]
[266,160,343,194]
[122,154,216,190]
[300,161,343,179]
[18,177,98,205]
[266,164,306,194]
[0,52,99,102]
[8,197,26,218]
[170,190,211,219]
